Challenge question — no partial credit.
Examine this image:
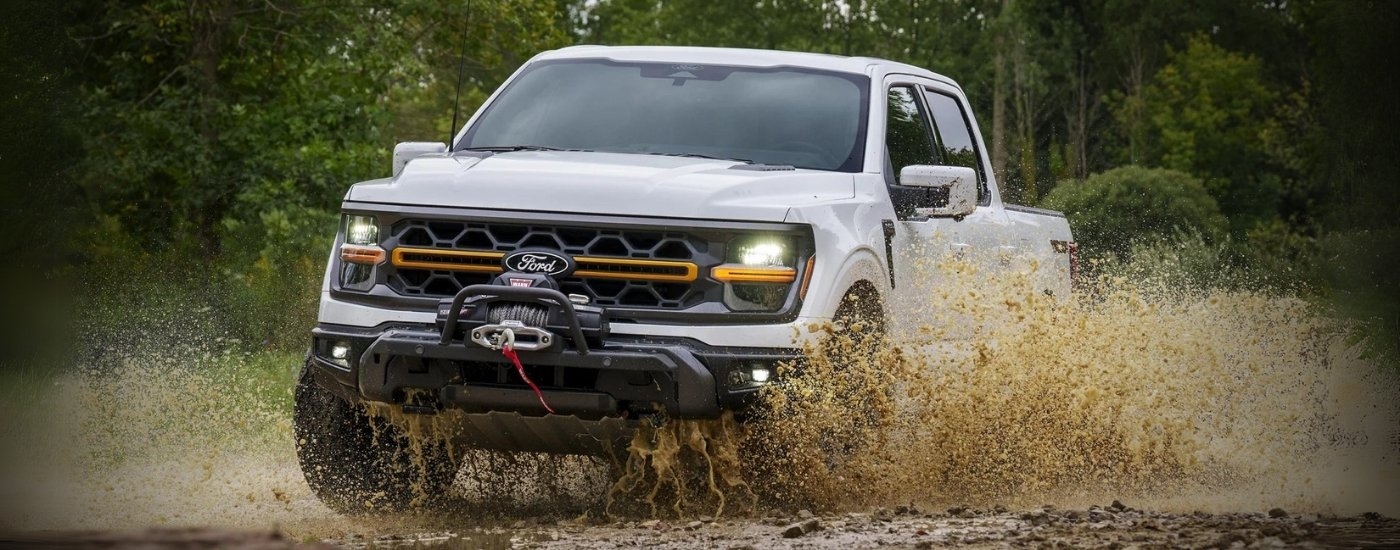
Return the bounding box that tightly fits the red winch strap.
[501,344,555,414]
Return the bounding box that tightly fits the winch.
[433,271,610,353]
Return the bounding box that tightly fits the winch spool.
[488,302,550,328]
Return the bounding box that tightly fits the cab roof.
[537,45,952,84]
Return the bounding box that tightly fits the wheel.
[293,363,459,515]
[741,286,894,503]
[813,288,890,465]
[831,287,888,346]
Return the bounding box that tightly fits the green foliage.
[1126,35,1287,232]
[68,2,413,247]
[1314,229,1400,361]
[1299,0,1400,227]
[1240,219,1326,292]
[1,0,81,368]
[62,1,566,352]
[15,0,1394,360]
[1110,230,1240,293]
[1041,166,1227,261]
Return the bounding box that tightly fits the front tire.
[293,364,459,515]
[814,288,890,464]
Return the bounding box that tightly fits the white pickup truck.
[294,46,1075,513]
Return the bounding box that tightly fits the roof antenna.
[448,0,471,150]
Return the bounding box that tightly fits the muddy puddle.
[1,260,1397,547]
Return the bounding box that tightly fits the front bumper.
[319,289,827,347]
[309,322,798,421]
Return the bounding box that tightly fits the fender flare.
[816,247,889,320]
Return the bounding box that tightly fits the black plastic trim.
[1004,204,1067,218]
[882,219,897,289]
[308,322,801,420]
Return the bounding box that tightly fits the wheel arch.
[813,247,889,320]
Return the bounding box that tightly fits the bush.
[218,204,337,351]
[1110,230,1239,293]
[1041,166,1229,261]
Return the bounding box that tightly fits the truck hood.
[346,151,855,222]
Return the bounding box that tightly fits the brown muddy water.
[0,264,1397,548]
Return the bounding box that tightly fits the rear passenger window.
[886,86,935,184]
[923,90,986,198]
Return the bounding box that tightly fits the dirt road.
[351,506,1400,549]
[5,276,1399,548]
[6,505,1398,549]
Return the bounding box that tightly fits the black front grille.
[385,219,718,309]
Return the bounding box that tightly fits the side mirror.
[392,142,448,177]
[898,165,978,217]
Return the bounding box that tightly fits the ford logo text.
[502,250,575,277]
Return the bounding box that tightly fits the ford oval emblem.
[502,249,575,277]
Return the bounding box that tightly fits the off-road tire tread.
[293,363,458,515]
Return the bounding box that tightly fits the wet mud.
[2,261,1398,547]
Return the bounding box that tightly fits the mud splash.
[742,261,1400,515]
[365,402,616,513]
[1,257,1397,535]
[605,412,755,518]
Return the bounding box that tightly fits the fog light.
[750,367,771,383]
[329,342,352,368]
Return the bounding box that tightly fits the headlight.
[345,214,379,245]
[738,242,788,267]
[714,236,799,311]
[339,214,381,291]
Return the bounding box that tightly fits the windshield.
[461,59,869,172]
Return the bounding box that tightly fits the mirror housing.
[392,142,448,177]
[898,165,978,217]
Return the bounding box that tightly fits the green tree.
[69,2,411,249]
[65,0,567,348]
[1040,166,1228,260]
[0,0,81,366]
[1127,35,1284,231]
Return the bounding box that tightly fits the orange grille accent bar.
[390,248,699,282]
[341,244,386,265]
[391,248,505,273]
[574,256,698,283]
[711,264,798,284]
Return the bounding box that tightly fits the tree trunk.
[1012,28,1037,203]
[990,0,1009,186]
[190,0,230,250]
[1066,50,1091,179]
[1123,43,1147,164]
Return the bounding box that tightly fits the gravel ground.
[4,504,1398,548]
[475,505,1400,550]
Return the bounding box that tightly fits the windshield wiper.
[632,151,755,164]
[462,146,754,164]
[459,145,593,153]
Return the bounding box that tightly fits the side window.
[923,90,986,200]
[885,86,935,184]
